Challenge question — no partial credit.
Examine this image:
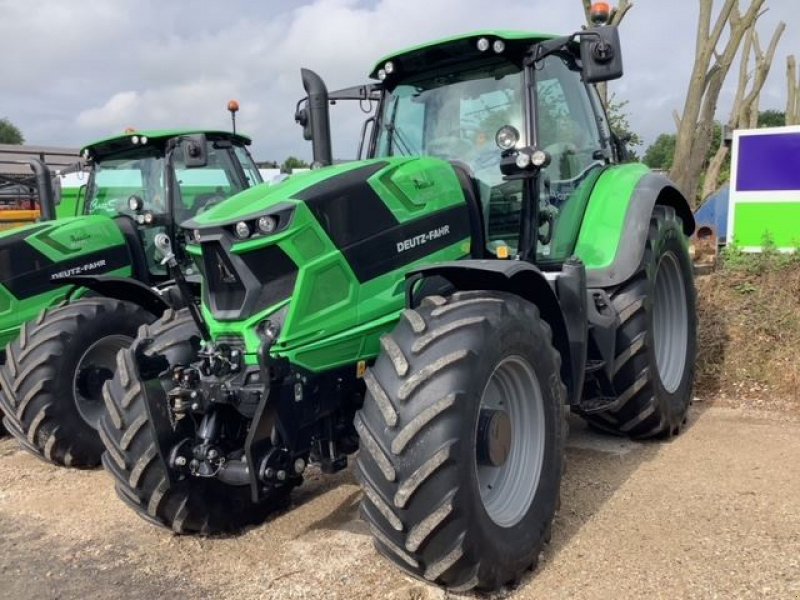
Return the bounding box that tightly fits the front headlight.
[234,221,251,239]
[257,215,277,234]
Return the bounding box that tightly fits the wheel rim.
[475,355,545,528]
[73,334,132,429]
[652,251,689,394]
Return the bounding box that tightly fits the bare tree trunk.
[670,0,767,206]
[788,55,800,125]
[582,0,633,105]
[741,23,785,125]
[701,19,784,200]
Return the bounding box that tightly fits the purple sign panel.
[736,132,800,192]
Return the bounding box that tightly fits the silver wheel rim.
[652,251,689,394]
[475,355,545,528]
[73,334,132,429]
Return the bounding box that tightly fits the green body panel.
[195,157,471,373]
[371,30,555,77]
[23,214,128,261]
[192,162,372,225]
[732,202,800,249]
[0,269,131,348]
[573,163,650,271]
[0,215,134,347]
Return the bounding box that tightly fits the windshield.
[171,142,254,223]
[375,63,527,252]
[86,149,165,217]
[86,141,258,222]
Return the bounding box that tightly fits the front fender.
[406,260,578,405]
[576,168,695,288]
[62,275,172,317]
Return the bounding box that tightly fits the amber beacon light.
[590,2,612,25]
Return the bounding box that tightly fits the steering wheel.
[426,136,473,160]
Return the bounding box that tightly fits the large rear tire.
[0,298,154,467]
[582,205,697,438]
[99,309,290,534]
[357,291,566,592]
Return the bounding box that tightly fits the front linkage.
[129,313,361,509]
[134,236,361,505]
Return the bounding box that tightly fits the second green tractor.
[0,129,262,464]
[98,20,696,592]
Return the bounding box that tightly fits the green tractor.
[0,129,262,465]
[99,18,695,592]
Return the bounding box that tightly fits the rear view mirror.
[580,25,623,83]
[181,134,208,168]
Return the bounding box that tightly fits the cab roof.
[370,30,555,80]
[81,129,252,159]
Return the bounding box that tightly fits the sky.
[1,0,797,162]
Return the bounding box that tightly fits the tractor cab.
[301,26,623,267]
[80,129,262,278]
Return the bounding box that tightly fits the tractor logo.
[396,225,451,253]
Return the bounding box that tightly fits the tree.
[606,95,642,160]
[0,118,24,144]
[281,156,309,172]
[758,109,785,127]
[670,0,768,205]
[643,134,676,170]
[787,55,800,125]
[581,0,634,106]
[701,17,785,200]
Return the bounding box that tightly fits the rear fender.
[406,260,580,405]
[579,171,695,288]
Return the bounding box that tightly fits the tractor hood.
[0,215,133,305]
[184,159,389,229]
[183,155,474,371]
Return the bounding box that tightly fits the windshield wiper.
[385,122,414,156]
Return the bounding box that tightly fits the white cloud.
[2,0,798,158]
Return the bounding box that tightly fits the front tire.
[0,298,154,467]
[99,309,290,534]
[357,291,565,592]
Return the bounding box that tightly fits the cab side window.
[535,53,607,261]
[536,53,604,191]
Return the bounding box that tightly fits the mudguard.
[577,169,695,288]
[405,260,578,405]
[62,275,172,317]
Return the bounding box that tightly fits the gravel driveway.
[0,405,798,599]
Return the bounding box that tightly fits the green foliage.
[281,156,309,172]
[0,117,24,144]
[643,133,676,170]
[721,234,800,275]
[605,95,642,154]
[758,110,786,128]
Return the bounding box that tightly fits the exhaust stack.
[298,68,333,167]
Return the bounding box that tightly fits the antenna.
[227,99,240,135]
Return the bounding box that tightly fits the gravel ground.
[0,404,798,600]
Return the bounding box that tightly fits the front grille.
[240,245,298,311]
[203,241,246,313]
[201,239,298,320]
